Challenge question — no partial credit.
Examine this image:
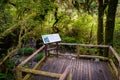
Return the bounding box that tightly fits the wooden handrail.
[18,45,45,66]
[109,46,120,80]
[20,67,61,78]
[22,56,46,80]
[109,46,120,63]
[58,53,109,60]
[59,43,109,48]
[59,66,72,80]
[16,43,120,80]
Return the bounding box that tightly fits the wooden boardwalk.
[32,55,116,80]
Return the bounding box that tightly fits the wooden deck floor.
[32,55,116,80]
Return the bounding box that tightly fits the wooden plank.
[59,43,109,48]
[32,56,116,80]
[47,47,57,51]
[95,61,105,80]
[57,58,66,73]
[20,67,62,78]
[100,62,114,80]
[19,45,45,66]
[58,53,109,61]
[22,56,46,80]
[88,60,92,80]
[80,55,109,60]
[59,66,71,80]
[16,66,23,80]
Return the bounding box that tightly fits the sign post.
[42,33,61,57]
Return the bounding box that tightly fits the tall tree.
[97,0,104,45]
[97,0,108,55]
[97,0,108,45]
[105,0,118,47]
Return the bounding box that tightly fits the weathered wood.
[36,56,116,80]
[109,46,120,63]
[56,42,59,57]
[59,66,71,80]
[47,47,57,51]
[118,62,120,80]
[58,53,109,61]
[19,45,45,66]
[67,72,72,80]
[76,45,80,58]
[79,55,109,60]
[59,43,109,48]
[16,66,22,80]
[20,67,61,78]
[45,44,48,57]
[109,59,118,77]
[22,56,46,80]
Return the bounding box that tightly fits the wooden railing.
[109,46,120,80]
[58,43,120,80]
[58,43,109,60]
[16,43,120,80]
[16,45,46,80]
[16,44,72,80]
[59,66,72,80]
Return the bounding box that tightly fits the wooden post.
[76,45,80,58]
[16,66,22,80]
[118,63,120,80]
[56,42,59,57]
[108,47,112,59]
[45,44,48,57]
[67,72,72,80]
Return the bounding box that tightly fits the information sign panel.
[42,33,61,44]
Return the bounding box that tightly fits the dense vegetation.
[0,0,120,79]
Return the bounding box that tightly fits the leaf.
[0,73,7,79]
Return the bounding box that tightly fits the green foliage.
[114,5,120,55]
[18,48,24,55]
[62,37,76,43]
[0,73,7,79]
[24,48,35,55]
[2,59,16,80]
[60,13,97,43]
[18,48,35,55]
[36,53,45,61]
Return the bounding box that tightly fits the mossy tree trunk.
[97,0,108,55]
[105,0,118,56]
[97,0,104,45]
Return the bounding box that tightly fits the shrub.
[18,48,24,55]
[18,48,35,56]
[0,73,7,79]
[36,53,45,61]
[24,48,35,56]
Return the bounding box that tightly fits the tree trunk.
[105,0,118,56]
[97,0,104,45]
[105,0,118,46]
[97,0,104,55]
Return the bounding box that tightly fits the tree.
[97,0,118,56]
[97,0,108,44]
[97,0,104,45]
[105,0,118,46]
[97,0,108,55]
[104,0,118,56]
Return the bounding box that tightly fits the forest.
[0,0,120,80]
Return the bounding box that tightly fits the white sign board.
[42,33,61,44]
